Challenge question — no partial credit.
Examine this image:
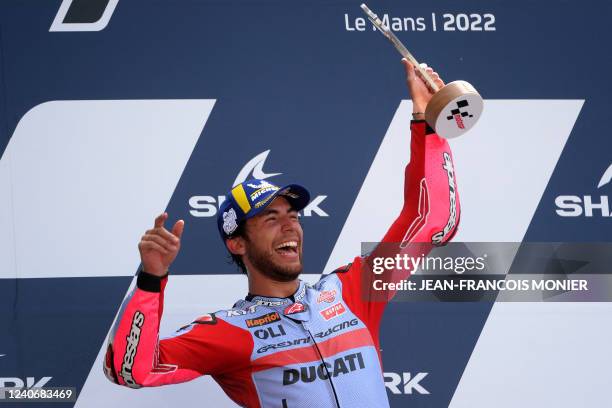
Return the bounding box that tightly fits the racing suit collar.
[245,280,307,306]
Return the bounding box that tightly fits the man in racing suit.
[103,60,461,408]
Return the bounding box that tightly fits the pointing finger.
[154,213,168,229]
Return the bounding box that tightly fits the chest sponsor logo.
[317,290,336,304]
[320,302,346,321]
[257,319,358,353]
[283,352,365,385]
[284,302,306,315]
[246,312,281,328]
[120,311,145,388]
[254,324,286,340]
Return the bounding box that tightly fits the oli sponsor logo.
[320,302,346,321]
[283,352,365,385]
[317,290,336,304]
[555,164,612,217]
[189,150,328,217]
[254,325,286,340]
[246,312,281,328]
[120,311,145,388]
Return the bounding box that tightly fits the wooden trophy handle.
[361,3,440,93]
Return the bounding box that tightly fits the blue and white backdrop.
[1,1,611,407]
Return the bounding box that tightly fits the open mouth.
[275,241,299,257]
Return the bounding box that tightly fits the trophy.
[361,4,483,139]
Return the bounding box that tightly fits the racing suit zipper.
[302,322,341,408]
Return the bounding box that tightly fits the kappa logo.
[320,302,346,320]
[317,290,337,304]
[50,0,120,32]
[189,150,329,217]
[555,163,612,217]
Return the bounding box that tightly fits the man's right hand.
[138,213,185,277]
[402,59,445,114]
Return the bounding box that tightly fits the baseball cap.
[217,179,310,241]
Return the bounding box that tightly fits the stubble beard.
[245,244,303,283]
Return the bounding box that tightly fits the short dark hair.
[226,221,248,274]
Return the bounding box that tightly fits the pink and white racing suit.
[103,120,461,408]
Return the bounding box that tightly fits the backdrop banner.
[1,1,610,407]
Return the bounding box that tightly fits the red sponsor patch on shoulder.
[320,303,346,321]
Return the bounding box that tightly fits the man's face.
[242,197,304,282]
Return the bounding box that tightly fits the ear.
[226,236,246,256]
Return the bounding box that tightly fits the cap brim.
[246,183,311,220]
